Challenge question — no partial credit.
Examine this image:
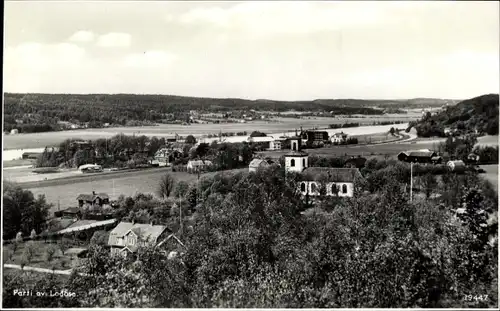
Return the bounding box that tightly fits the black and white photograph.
[2,0,499,309]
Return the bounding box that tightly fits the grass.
[3,240,84,270]
[25,168,247,214]
[3,159,34,168]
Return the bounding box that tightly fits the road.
[3,263,88,276]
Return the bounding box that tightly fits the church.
[284,137,363,198]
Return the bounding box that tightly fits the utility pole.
[179,195,183,236]
[410,162,413,202]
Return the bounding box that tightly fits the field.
[3,240,83,270]
[258,139,440,159]
[23,168,247,214]
[3,116,416,150]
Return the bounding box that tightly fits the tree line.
[4,93,387,133]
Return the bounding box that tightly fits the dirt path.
[3,263,88,276]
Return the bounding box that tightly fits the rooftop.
[301,167,363,183]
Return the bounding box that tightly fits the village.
[3,123,490,272]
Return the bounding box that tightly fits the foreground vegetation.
[3,157,497,308]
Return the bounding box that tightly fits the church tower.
[284,136,308,173]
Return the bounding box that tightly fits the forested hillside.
[409,94,499,137]
[4,93,389,133]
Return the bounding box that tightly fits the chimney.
[92,191,96,195]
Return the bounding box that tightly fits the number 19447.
[463,295,488,302]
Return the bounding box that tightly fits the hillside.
[4,93,449,134]
[410,94,499,137]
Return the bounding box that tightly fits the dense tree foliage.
[411,94,499,137]
[4,157,497,308]
[2,182,52,239]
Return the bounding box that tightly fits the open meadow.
[3,116,416,150]
[24,168,247,214]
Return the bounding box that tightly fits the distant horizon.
[4,1,499,99]
[3,91,470,103]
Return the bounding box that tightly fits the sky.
[3,1,499,101]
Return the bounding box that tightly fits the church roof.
[301,167,363,182]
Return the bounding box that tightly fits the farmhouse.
[284,137,363,198]
[249,159,270,172]
[153,148,170,166]
[107,222,170,256]
[330,132,348,144]
[466,153,480,163]
[301,130,329,144]
[187,160,213,172]
[77,191,110,207]
[248,136,283,150]
[397,149,438,164]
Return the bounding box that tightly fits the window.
[331,184,337,195]
[300,182,306,192]
[342,184,348,194]
[311,183,318,193]
[127,235,135,245]
[290,159,295,167]
[302,159,306,166]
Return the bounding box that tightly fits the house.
[153,148,170,166]
[10,129,19,135]
[77,191,110,207]
[301,130,329,144]
[397,149,438,163]
[273,136,288,150]
[466,153,480,164]
[330,132,348,144]
[248,136,274,149]
[447,160,466,173]
[284,137,363,198]
[248,159,270,172]
[187,160,213,172]
[55,207,82,219]
[107,222,170,256]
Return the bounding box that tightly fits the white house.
[153,148,170,166]
[10,129,19,135]
[330,132,348,144]
[187,160,213,171]
[248,159,270,172]
[108,222,169,256]
[284,136,362,198]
